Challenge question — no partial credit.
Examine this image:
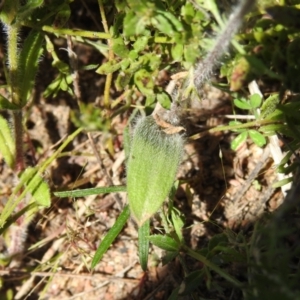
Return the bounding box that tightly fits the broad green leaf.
[181,3,195,23]
[138,220,150,271]
[128,50,138,60]
[231,131,248,150]
[249,93,262,109]
[151,14,175,36]
[158,10,184,32]
[0,115,15,168]
[112,37,129,58]
[127,116,184,226]
[124,12,140,36]
[133,36,149,52]
[171,43,184,61]
[147,234,179,252]
[91,205,130,269]
[233,98,252,110]
[248,130,266,147]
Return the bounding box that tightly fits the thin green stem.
[24,23,174,43]
[98,0,113,109]
[190,119,281,140]
[42,25,111,39]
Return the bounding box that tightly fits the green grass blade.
[54,185,126,197]
[91,205,130,269]
[19,30,44,105]
[138,219,150,271]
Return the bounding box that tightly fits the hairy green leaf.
[127,116,184,225]
[147,234,179,252]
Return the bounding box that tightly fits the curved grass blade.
[91,205,130,269]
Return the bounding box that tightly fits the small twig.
[224,114,256,120]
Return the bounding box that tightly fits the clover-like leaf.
[231,131,248,150]
[248,130,266,147]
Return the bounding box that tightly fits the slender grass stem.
[189,119,280,140]
[98,0,114,109]
[24,23,174,44]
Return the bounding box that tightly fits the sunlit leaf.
[231,131,248,150]
[248,130,266,147]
